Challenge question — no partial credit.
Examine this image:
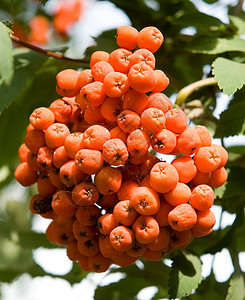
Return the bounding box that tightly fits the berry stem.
[175,77,218,107]
[10,34,90,67]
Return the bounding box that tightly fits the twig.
[232,0,244,16]
[10,34,90,66]
[175,77,218,107]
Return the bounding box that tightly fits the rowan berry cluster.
[15,26,228,273]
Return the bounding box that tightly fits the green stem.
[175,77,218,107]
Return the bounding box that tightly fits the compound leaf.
[226,272,245,300]
[212,57,245,95]
[168,252,202,299]
[187,36,245,54]
[0,21,13,86]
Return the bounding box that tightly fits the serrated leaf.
[226,272,245,300]
[0,21,14,85]
[212,57,245,95]
[214,91,245,138]
[0,49,47,113]
[186,36,245,54]
[168,252,202,299]
[229,16,245,36]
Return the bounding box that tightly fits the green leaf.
[94,276,151,300]
[229,16,245,36]
[214,167,245,199]
[173,11,222,33]
[204,209,244,254]
[0,49,47,113]
[212,57,245,95]
[226,272,245,300]
[186,36,245,54]
[0,21,14,85]
[0,58,78,167]
[168,252,202,299]
[214,90,245,138]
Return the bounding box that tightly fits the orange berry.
[164,182,192,207]
[123,89,149,115]
[108,48,132,74]
[83,125,110,150]
[150,161,179,193]
[117,110,141,133]
[137,26,164,53]
[165,108,189,134]
[56,69,80,97]
[194,145,222,173]
[77,69,94,88]
[113,200,138,226]
[90,50,110,68]
[79,81,106,107]
[129,48,156,69]
[176,126,201,156]
[147,92,173,113]
[72,181,99,206]
[116,25,138,50]
[171,156,197,184]
[126,129,151,157]
[59,160,87,187]
[132,215,160,244]
[110,225,134,251]
[131,186,160,215]
[91,61,114,82]
[102,138,129,166]
[208,167,228,188]
[94,166,122,195]
[45,123,70,149]
[103,71,129,98]
[128,62,157,93]
[151,70,169,92]
[140,107,166,134]
[75,149,104,175]
[15,162,38,186]
[168,204,197,232]
[101,97,123,122]
[52,190,77,218]
[29,107,55,130]
[76,205,101,226]
[151,128,177,154]
[97,213,119,235]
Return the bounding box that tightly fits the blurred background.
[0,0,245,299]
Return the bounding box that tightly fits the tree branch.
[10,34,90,67]
[232,0,244,16]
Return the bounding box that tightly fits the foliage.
[0,0,245,299]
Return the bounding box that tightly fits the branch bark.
[10,34,90,66]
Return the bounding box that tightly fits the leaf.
[0,49,47,113]
[94,276,150,300]
[214,90,245,138]
[173,11,222,33]
[214,167,245,199]
[168,252,202,299]
[38,0,49,4]
[212,57,245,95]
[226,272,245,300]
[0,58,78,167]
[0,21,14,85]
[204,209,244,254]
[186,36,245,54]
[229,16,245,36]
